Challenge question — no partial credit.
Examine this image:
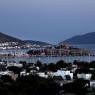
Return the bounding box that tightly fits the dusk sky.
[0,0,95,44]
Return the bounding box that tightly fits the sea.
[0,44,95,64]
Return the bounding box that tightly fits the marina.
[0,44,95,63]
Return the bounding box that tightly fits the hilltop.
[0,32,23,43]
[0,32,50,46]
[60,32,95,44]
[24,40,50,46]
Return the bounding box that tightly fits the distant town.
[0,32,95,59]
[0,41,93,59]
[0,32,95,95]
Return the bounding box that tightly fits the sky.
[0,0,95,44]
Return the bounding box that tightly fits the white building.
[52,70,73,80]
[0,71,18,80]
[37,72,48,78]
[7,62,23,68]
[77,73,92,80]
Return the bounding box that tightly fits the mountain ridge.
[24,40,50,46]
[0,32,23,43]
[60,32,95,44]
[0,32,50,46]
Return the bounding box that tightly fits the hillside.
[0,32,23,43]
[60,32,95,44]
[0,32,50,46]
[24,40,50,46]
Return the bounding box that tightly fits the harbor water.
[0,44,95,63]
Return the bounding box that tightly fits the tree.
[63,79,89,95]
[89,61,95,68]
[36,78,60,95]
[7,66,22,76]
[35,60,42,67]
[1,75,14,83]
[56,60,67,69]
[47,63,57,72]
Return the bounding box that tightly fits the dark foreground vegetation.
[0,75,60,95]
[0,74,93,95]
[1,60,95,95]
